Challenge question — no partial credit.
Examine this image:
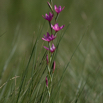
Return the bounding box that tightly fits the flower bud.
[47,2,54,14]
[52,61,56,73]
[46,77,48,87]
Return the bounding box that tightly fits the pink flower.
[42,32,56,42]
[46,77,48,87]
[42,12,53,22]
[54,5,65,14]
[51,23,65,32]
[44,44,56,53]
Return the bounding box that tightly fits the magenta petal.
[49,12,52,16]
[60,25,65,29]
[45,14,48,17]
[55,23,59,28]
[52,44,55,49]
[42,32,56,42]
[47,32,50,37]
[54,5,58,12]
[42,15,46,20]
[51,23,64,32]
[42,15,44,18]
[51,35,54,39]
[43,12,53,21]
[54,5,57,10]
[44,34,47,38]
[44,46,49,51]
[51,24,54,29]
[54,5,65,14]
[43,44,56,53]
[56,23,58,25]
[55,24,59,31]
[62,6,65,10]
[42,38,47,41]
[50,44,56,53]
[59,6,62,11]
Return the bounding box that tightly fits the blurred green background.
[0,0,103,102]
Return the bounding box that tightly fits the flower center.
[55,25,58,30]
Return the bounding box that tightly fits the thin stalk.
[55,13,59,23]
[49,22,52,34]
[54,31,57,36]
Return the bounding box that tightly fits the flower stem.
[49,22,52,34]
[55,13,59,23]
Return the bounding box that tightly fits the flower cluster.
[42,1,65,97]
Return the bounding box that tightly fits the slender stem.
[50,0,53,8]
[49,22,52,34]
[55,13,59,23]
[54,31,57,36]
[47,1,54,97]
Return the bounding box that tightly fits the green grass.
[0,0,103,103]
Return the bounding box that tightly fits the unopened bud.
[46,77,48,87]
[47,2,54,14]
[52,61,56,73]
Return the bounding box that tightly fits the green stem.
[49,22,52,34]
[54,31,57,36]
[55,13,59,23]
